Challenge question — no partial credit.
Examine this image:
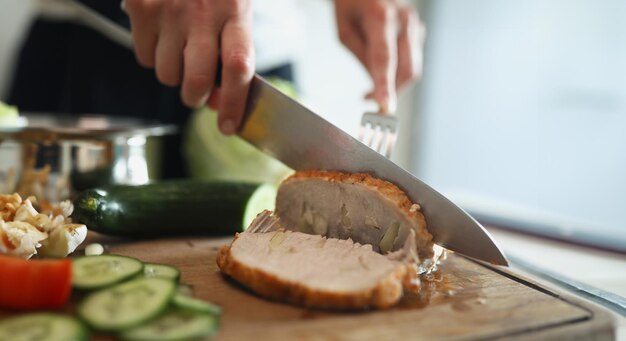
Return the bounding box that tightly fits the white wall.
[412,0,626,248]
[292,0,375,135]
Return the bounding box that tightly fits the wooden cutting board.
[1,233,615,340]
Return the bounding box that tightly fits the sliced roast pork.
[217,211,420,309]
[217,170,444,310]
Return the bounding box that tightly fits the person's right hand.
[124,0,255,135]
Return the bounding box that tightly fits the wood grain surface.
[0,233,616,340]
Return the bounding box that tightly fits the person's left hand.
[334,0,425,113]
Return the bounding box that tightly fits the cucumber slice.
[78,277,176,332]
[242,183,277,230]
[144,263,181,281]
[0,313,88,341]
[73,255,144,290]
[120,309,219,341]
[173,293,221,315]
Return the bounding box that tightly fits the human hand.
[334,0,425,113]
[124,0,254,135]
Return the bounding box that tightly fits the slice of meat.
[275,171,435,262]
[217,212,420,310]
[218,171,447,310]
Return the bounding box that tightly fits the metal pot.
[0,113,176,202]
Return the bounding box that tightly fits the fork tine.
[358,114,372,142]
[367,124,377,148]
[358,112,397,157]
[384,131,397,158]
[374,124,386,152]
[378,127,389,154]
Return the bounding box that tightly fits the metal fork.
[357,112,398,158]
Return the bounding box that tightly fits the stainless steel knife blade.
[239,76,509,266]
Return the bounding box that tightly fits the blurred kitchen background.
[1,0,625,290]
[413,0,626,254]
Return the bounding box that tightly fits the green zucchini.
[73,255,144,290]
[0,313,89,341]
[78,277,176,332]
[119,309,219,341]
[144,263,181,281]
[72,180,276,237]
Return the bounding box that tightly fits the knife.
[239,77,508,266]
[68,0,508,266]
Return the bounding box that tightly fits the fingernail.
[198,94,209,108]
[220,119,236,135]
[379,99,392,114]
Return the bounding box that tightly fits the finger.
[125,0,159,67]
[181,31,219,108]
[364,2,398,113]
[336,20,367,67]
[396,6,422,89]
[154,4,185,87]
[218,18,255,135]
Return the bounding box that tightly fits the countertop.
[486,227,626,340]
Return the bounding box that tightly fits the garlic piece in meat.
[269,231,287,250]
[340,204,351,228]
[302,204,313,226]
[312,213,328,235]
[379,222,400,254]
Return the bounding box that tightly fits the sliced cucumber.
[144,263,181,281]
[120,309,219,341]
[242,183,277,230]
[173,293,221,315]
[78,277,176,332]
[0,313,88,341]
[72,255,144,290]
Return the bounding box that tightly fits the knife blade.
[70,1,508,265]
[239,76,508,266]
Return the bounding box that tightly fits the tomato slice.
[0,255,72,311]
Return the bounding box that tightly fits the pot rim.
[0,113,178,141]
